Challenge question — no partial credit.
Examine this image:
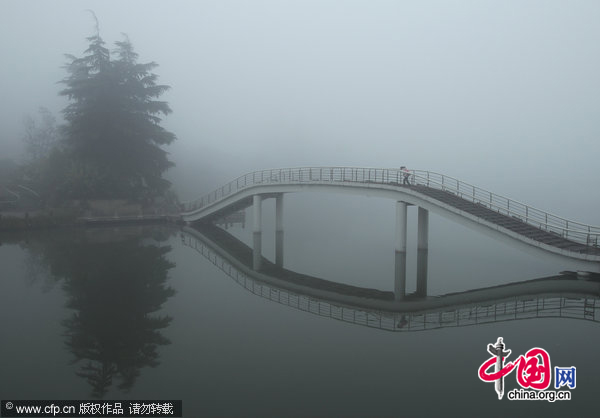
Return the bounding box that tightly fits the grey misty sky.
[0,0,599,221]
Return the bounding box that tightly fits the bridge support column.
[416,207,429,297]
[394,201,408,300]
[416,249,428,297]
[253,195,262,233]
[395,202,408,252]
[417,207,429,250]
[394,251,407,301]
[275,194,284,267]
[253,195,262,270]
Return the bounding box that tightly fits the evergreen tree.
[22,107,58,162]
[60,27,175,199]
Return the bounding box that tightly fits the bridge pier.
[416,208,429,297]
[253,195,262,233]
[418,207,429,250]
[252,194,284,270]
[253,195,262,270]
[395,203,429,299]
[275,194,284,267]
[394,251,407,301]
[395,202,408,252]
[395,201,408,300]
[416,249,428,297]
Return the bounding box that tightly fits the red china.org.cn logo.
[478,337,576,402]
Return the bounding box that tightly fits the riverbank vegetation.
[1,18,178,229]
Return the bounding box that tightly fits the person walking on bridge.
[401,166,411,185]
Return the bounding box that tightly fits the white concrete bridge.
[181,167,600,266]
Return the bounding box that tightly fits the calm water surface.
[1,195,599,417]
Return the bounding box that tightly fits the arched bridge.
[181,167,600,263]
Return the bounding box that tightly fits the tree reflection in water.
[19,227,176,398]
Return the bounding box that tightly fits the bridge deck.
[411,185,600,256]
[183,167,600,259]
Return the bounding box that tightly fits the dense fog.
[1,0,599,222]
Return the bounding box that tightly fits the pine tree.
[22,107,58,162]
[60,27,175,199]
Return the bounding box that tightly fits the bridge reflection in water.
[181,224,600,332]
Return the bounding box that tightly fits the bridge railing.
[410,170,600,247]
[181,167,404,211]
[182,167,600,247]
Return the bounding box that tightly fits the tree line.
[6,22,176,208]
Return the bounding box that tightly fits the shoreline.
[0,211,184,231]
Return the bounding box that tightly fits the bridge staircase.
[411,184,600,256]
